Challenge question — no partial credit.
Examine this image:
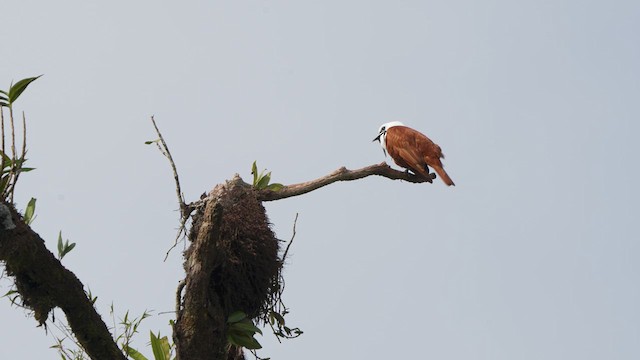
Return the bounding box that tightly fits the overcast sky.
[1,1,639,359]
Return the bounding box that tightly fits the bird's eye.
[381,126,386,132]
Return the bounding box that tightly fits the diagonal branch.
[150,116,188,218]
[256,162,435,202]
[149,116,196,261]
[0,203,126,360]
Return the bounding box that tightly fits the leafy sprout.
[23,197,37,225]
[57,231,76,260]
[251,161,283,191]
[123,331,174,360]
[0,75,40,202]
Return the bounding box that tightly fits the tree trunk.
[174,176,280,360]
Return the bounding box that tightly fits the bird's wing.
[397,147,432,178]
[413,132,443,160]
[386,127,432,178]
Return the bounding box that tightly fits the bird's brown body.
[374,122,455,186]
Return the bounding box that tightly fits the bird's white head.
[372,121,404,156]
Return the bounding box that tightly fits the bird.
[373,121,455,186]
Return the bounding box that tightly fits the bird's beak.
[372,133,382,142]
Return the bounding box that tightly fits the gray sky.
[2,1,639,359]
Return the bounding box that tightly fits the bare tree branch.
[282,213,298,262]
[256,162,435,202]
[150,116,187,218]
[149,116,197,261]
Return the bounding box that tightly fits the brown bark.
[256,162,434,201]
[174,186,227,359]
[175,177,279,360]
[0,203,126,360]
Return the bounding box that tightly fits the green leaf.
[271,311,285,326]
[227,333,262,350]
[150,331,168,360]
[0,151,12,166]
[230,320,263,336]
[228,311,247,324]
[251,161,258,185]
[57,231,63,256]
[145,139,159,145]
[0,90,7,95]
[0,176,8,193]
[265,183,283,191]
[8,75,42,105]
[158,336,171,360]
[123,345,149,360]
[62,242,76,257]
[57,231,76,259]
[256,171,271,189]
[23,197,36,225]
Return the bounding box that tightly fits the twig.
[150,116,186,217]
[256,162,435,201]
[149,116,193,260]
[8,112,27,202]
[282,213,298,262]
[9,105,15,166]
[261,213,301,344]
[0,106,5,175]
[164,209,191,261]
[163,198,204,261]
[249,349,270,360]
[48,315,86,357]
[1,106,27,202]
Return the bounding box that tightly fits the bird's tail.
[433,166,455,186]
